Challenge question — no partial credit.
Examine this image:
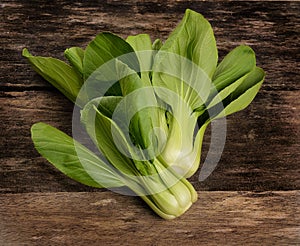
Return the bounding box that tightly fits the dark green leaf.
[83,32,140,80]
[152,39,163,51]
[212,45,256,92]
[222,67,265,116]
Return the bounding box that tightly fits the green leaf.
[116,59,150,93]
[151,10,218,172]
[126,34,152,52]
[93,96,123,119]
[64,47,84,76]
[221,67,265,117]
[22,48,85,106]
[157,9,218,79]
[31,122,124,188]
[152,9,215,111]
[196,47,263,126]
[204,67,265,120]
[81,99,142,176]
[115,60,167,158]
[207,72,250,110]
[83,32,140,80]
[81,59,124,100]
[152,39,163,51]
[212,45,256,92]
[126,34,153,83]
[82,33,141,100]
[202,46,257,113]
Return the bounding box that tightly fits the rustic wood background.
[1,0,299,245]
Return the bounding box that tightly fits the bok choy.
[23,9,264,219]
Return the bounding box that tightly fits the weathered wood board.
[1,191,299,245]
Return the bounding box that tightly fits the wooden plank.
[1,1,299,90]
[1,1,299,192]
[0,191,299,245]
[0,90,99,193]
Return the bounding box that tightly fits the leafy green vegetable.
[22,48,86,106]
[31,122,124,188]
[23,8,265,219]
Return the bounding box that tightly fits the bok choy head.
[23,8,264,219]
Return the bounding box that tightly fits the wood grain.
[1,191,299,245]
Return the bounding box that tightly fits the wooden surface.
[1,0,299,245]
[1,191,299,245]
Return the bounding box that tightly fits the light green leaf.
[31,122,124,188]
[126,34,152,52]
[152,9,215,111]
[156,9,218,79]
[153,61,211,112]
[126,34,154,86]
[64,47,84,76]
[22,48,85,106]
[81,99,142,176]
[151,9,217,170]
